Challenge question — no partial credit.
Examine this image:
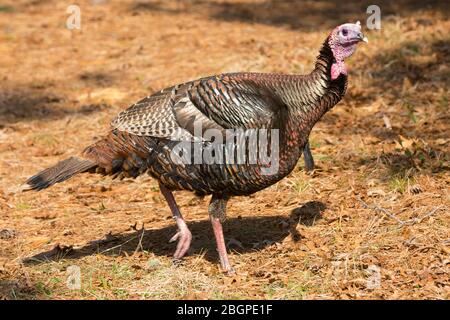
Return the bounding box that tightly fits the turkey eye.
[342,29,348,36]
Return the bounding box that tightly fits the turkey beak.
[358,32,369,43]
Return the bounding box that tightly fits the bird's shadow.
[23,201,326,265]
[0,85,107,126]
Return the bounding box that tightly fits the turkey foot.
[159,183,193,260]
[169,219,192,259]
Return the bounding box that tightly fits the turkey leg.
[303,141,315,172]
[159,183,192,260]
[209,195,234,274]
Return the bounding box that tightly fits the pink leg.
[159,183,192,260]
[209,195,234,274]
[210,216,234,274]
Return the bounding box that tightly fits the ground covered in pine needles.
[0,0,448,299]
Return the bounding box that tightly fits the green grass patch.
[291,180,310,193]
[0,5,15,12]
[388,175,411,194]
[16,202,31,210]
[32,133,59,148]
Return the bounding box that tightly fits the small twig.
[403,206,443,226]
[133,225,146,255]
[100,233,140,254]
[358,198,445,228]
[357,197,405,225]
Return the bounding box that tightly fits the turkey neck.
[279,40,346,133]
[287,38,347,130]
[273,39,348,170]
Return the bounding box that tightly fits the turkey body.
[85,68,347,197]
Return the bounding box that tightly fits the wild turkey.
[25,22,367,273]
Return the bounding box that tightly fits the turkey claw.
[170,228,192,259]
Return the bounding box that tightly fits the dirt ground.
[0,0,448,299]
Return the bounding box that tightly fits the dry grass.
[0,0,449,300]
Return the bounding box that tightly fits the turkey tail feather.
[24,157,97,191]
